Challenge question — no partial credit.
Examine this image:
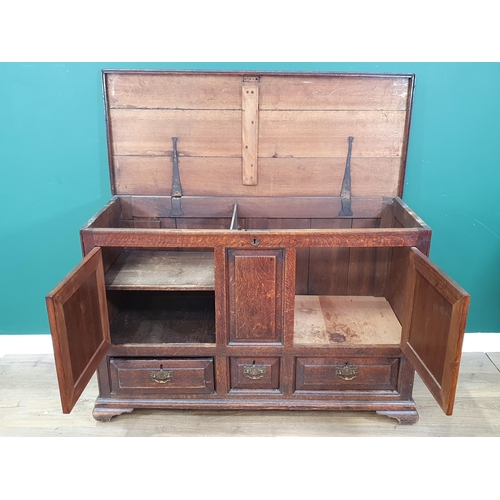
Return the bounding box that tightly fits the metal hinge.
[170,136,184,216]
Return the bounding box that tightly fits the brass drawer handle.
[243,364,266,380]
[336,363,359,381]
[150,365,173,384]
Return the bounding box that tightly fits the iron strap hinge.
[170,136,184,216]
[338,136,354,217]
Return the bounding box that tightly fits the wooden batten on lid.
[103,71,414,199]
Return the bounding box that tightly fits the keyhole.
[251,237,260,246]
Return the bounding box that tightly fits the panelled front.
[227,249,284,344]
[109,358,215,396]
[229,357,280,392]
[295,357,400,393]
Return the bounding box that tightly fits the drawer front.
[295,357,399,392]
[230,357,280,391]
[110,358,215,395]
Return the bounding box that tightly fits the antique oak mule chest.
[46,70,470,424]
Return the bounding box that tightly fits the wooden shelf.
[105,250,215,291]
[294,295,402,346]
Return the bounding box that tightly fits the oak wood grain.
[105,250,215,291]
[242,85,259,185]
[105,72,413,197]
[45,248,110,414]
[106,72,410,111]
[113,156,402,197]
[402,248,470,415]
[227,249,284,344]
[294,296,401,346]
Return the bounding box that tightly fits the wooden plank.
[120,196,133,219]
[109,109,406,158]
[160,217,177,229]
[393,197,430,228]
[259,75,410,110]
[109,109,241,157]
[105,250,215,291]
[106,73,243,109]
[87,226,422,250]
[133,217,160,228]
[385,246,410,326]
[129,195,385,219]
[347,219,379,295]
[267,219,310,294]
[213,246,229,350]
[83,197,121,229]
[242,85,259,185]
[106,72,410,111]
[175,218,230,230]
[294,295,328,343]
[294,295,401,346]
[374,200,395,296]
[113,156,402,197]
[308,219,352,295]
[283,247,297,349]
[259,110,407,158]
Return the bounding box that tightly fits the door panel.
[402,248,470,415]
[46,247,110,413]
[227,249,284,343]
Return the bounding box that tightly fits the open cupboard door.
[46,247,111,413]
[402,248,470,415]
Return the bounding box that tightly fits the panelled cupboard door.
[402,247,470,415]
[46,247,111,413]
[227,249,284,343]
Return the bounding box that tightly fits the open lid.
[103,70,414,199]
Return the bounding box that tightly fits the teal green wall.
[1,62,499,333]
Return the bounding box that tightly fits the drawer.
[109,358,215,396]
[295,357,399,392]
[230,357,280,391]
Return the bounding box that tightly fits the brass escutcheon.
[336,363,359,381]
[150,365,174,384]
[243,364,266,380]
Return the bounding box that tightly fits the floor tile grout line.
[485,353,500,373]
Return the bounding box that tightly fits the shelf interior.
[109,291,216,344]
[294,295,402,346]
[105,250,215,291]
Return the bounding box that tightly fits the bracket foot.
[93,407,134,422]
[376,410,419,425]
